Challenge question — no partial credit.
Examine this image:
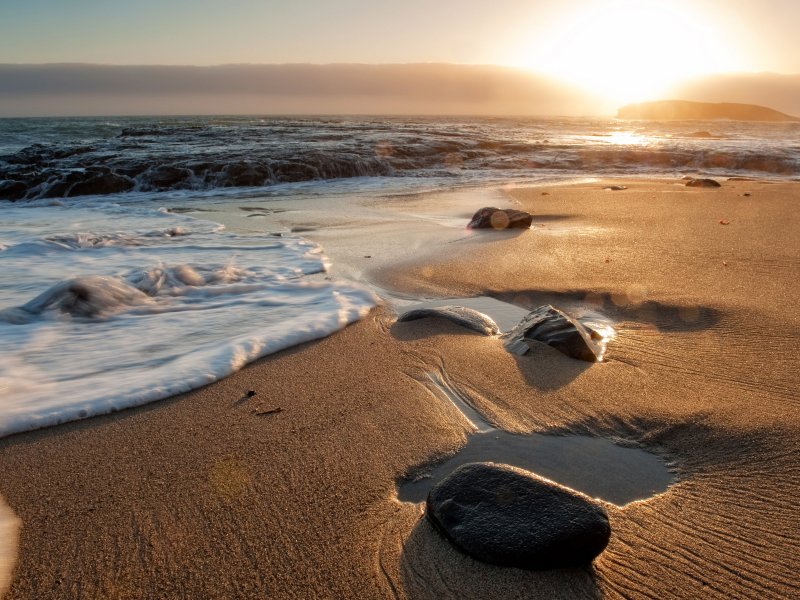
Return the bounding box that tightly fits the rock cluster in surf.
[426,462,611,570]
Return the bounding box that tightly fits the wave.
[2,117,798,200]
[0,203,377,437]
[0,261,256,323]
[45,227,188,249]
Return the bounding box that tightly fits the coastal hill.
[618,99,800,122]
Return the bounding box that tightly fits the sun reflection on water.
[605,131,649,146]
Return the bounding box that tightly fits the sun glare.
[511,0,744,107]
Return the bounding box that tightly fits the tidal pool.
[398,370,674,507]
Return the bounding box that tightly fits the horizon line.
[0,62,797,77]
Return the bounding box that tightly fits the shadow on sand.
[495,289,723,333]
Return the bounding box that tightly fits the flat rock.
[468,207,533,230]
[397,305,499,335]
[426,462,611,570]
[503,305,603,362]
[685,178,722,188]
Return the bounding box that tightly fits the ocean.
[1,115,798,437]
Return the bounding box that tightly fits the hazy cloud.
[0,63,595,117]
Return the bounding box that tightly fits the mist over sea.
[1,115,798,438]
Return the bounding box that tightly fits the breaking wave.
[1,116,798,200]
[0,201,377,437]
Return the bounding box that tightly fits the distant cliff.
[618,100,799,122]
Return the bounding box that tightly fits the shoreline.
[1,177,799,598]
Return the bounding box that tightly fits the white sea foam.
[0,201,377,437]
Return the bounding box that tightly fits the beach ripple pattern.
[0,201,377,437]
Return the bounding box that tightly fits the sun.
[509,0,744,107]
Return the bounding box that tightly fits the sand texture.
[0,179,799,599]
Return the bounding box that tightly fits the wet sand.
[1,178,799,599]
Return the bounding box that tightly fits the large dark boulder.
[503,305,604,362]
[66,172,134,197]
[141,165,193,190]
[685,178,721,188]
[0,180,28,201]
[397,305,499,335]
[426,462,611,570]
[220,162,271,187]
[468,207,533,230]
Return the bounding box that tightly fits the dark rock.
[503,305,603,362]
[220,162,271,187]
[67,172,134,197]
[40,170,91,197]
[685,178,721,188]
[468,207,533,230]
[271,160,318,182]
[687,131,713,138]
[426,462,611,570]
[141,165,193,190]
[397,305,500,335]
[0,180,28,201]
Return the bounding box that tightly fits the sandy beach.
[0,178,798,599]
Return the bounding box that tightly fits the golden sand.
[0,179,798,599]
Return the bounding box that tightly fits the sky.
[1,0,799,116]
[1,0,798,72]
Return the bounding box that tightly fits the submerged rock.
[67,172,134,197]
[467,207,533,230]
[504,305,604,362]
[397,305,499,335]
[685,178,722,188]
[603,185,627,191]
[426,462,611,570]
[141,165,194,190]
[0,180,28,201]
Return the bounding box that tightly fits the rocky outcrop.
[66,172,134,197]
[0,180,28,201]
[467,207,533,230]
[618,100,799,122]
[426,462,611,570]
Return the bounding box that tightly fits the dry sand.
[0,179,798,599]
